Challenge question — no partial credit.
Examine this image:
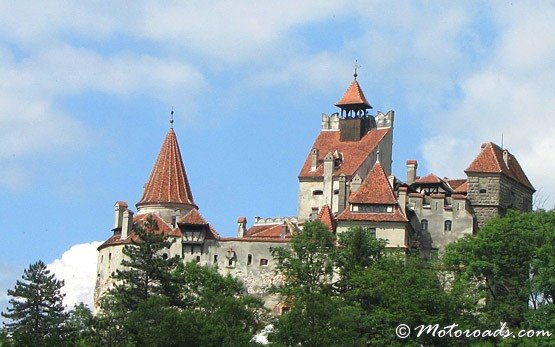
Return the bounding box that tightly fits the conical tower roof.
[335,79,372,109]
[137,129,196,207]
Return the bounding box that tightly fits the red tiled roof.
[335,80,371,109]
[415,173,443,184]
[137,129,196,207]
[179,209,208,225]
[299,128,389,178]
[336,208,408,222]
[454,181,468,194]
[179,209,220,239]
[350,162,397,204]
[317,205,336,232]
[98,213,179,250]
[465,142,534,190]
[446,179,466,190]
[245,223,292,239]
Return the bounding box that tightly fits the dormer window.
[357,205,394,213]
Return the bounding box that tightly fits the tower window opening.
[421,219,428,231]
[213,254,218,264]
[196,256,201,263]
[247,254,252,265]
[444,220,452,231]
[313,190,323,196]
[260,258,269,266]
[228,258,234,266]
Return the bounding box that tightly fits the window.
[369,228,376,238]
[228,258,234,266]
[162,253,168,260]
[313,190,323,196]
[171,216,177,227]
[421,219,428,231]
[196,256,201,263]
[444,220,452,231]
[247,254,252,265]
[213,254,218,264]
[260,258,269,266]
[479,178,488,194]
[358,205,392,213]
[108,253,112,261]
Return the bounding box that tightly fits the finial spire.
[170,106,174,129]
[353,60,360,80]
[376,149,380,163]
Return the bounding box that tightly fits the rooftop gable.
[465,142,534,190]
[335,79,371,109]
[350,162,397,204]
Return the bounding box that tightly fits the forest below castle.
[1,210,554,346]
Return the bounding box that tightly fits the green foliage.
[1,260,68,347]
[65,303,95,346]
[271,221,336,298]
[109,215,180,311]
[444,210,555,328]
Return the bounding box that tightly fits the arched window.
[444,220,452,231]
[421,219,428,231]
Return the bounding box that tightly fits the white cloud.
[48,242,102,309]
[421,2,555,206]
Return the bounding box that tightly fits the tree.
[271,220,336,298]
[270,222,364,346]
[109,214,180,311]
[1,261,68,347]
[65,303,94,346]
[444,210,555,328]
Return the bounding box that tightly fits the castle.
[94,75,534,312]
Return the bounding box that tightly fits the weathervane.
[170,106,174,129]
[354,60,360,80]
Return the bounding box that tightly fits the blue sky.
[1,1,554,310]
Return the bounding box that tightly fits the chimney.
[398,186,408,215]
[310,149,319,172]
[502,149,509,167]
[406,160,418,185]
[338,174,347,213]
[121,209,134,239]
[280,221,288,239]
[114,201,128,232]
[237,217,247,237]
[351,174,362,193]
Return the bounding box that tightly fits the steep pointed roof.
[335,79,372,109]
[465,142,534,190]
[137,129,196,207]
[317,205,336,232]
[350,162,397,204]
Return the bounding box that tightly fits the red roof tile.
[335,80,371,109]
[137,129,196,207]
[179,209,220,239]
[98,213,179,250]
[245,223,292,239]
[299,128,389,178]
[317,205,336,232]
[415,173,443,184]
[179,209,208,225]
[336,208,408,222]
[454,181,468,194]
[465,142,534,190]
[350,162,397,204]
[446,179,466,190]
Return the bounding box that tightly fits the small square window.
[260,259,268,266]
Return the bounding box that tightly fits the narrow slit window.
[247,254,252,265]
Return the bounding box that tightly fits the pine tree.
[1,260,68,347]
[109,214,180,311]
